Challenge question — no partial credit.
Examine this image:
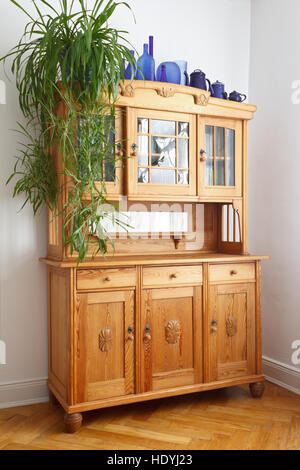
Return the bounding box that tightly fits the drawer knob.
[230,270,237,276]
[104,276,111,282]
[170,273,177,279]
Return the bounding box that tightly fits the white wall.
[249,0,300,391]
[0,0,252,406]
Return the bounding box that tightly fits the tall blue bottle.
[136,44,155,81]
[149,36,154,57]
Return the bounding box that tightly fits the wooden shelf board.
[40,252,269,268]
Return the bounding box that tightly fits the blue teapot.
[211,80,227,100]
[228,90,246,102]
[189,69,213,93]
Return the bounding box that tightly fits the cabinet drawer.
[143,265,203,287]
[209,263,255,283]
[77,267,136,290]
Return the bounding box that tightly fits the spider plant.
[2,0,137,262]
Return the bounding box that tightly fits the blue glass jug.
[174,60,189,86]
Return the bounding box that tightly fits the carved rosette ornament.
[226,316,237,337]
[194,93,209,106]
[99,328,112,352]
[165,320,181,344]
[156,87,175,98]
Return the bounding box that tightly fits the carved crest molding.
[156,87,176,98]
[118,81,211,106]
[119,82,135,97]
[194,93,209,106]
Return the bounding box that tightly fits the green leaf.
[2,0,136,263]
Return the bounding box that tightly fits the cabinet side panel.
[48,267,70,402]
[255,261,262,374]
[242,120,248,254]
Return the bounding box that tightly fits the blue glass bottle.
[124,50,136,79]
[160,64,168,82]
[136,44,155,81]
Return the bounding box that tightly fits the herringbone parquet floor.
[0,381,299,450]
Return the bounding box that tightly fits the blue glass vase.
[136,44,155,81]
[124,50,136,79]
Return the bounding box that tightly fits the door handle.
[200,149,206,162]
[131,143,138,156]
[143,324,151,341]
[211,318,218,333]
[116,142,124,157]
[127,325,134,341]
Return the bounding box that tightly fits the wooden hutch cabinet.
[42,80,268,433]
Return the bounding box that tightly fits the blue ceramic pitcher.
[190,69,213,93]
[211,80,227,99]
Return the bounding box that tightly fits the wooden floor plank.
[287,416,300,448]
[0,381,298,450]
[265,421,290,450]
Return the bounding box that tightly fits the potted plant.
[2,0,136,262]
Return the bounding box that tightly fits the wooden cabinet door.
[198,117,242,198]
[141,286,202,392]
[75,290,135,403]
[127,108,196,197]
[207,283,255,382]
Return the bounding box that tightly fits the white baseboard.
[0,377,49,409]
[0,358,298,410]
[262,356,300,395]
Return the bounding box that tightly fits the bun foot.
[64,412,83,433]
[49,390,60,407]
[249,381,265,398]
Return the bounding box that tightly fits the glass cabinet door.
[128,109,196,197]
[199,117,242,198]
[77,107,124,197]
